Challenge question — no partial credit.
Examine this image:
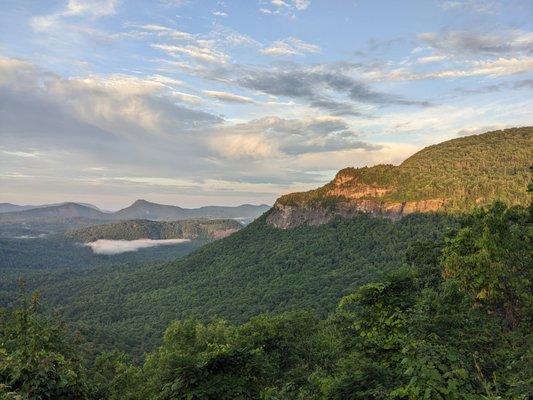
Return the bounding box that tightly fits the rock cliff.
[266,127,532,229]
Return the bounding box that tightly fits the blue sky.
[0,0,532,209]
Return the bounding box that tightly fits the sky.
[0,0,532,210]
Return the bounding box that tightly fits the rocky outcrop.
[266,198,446,229]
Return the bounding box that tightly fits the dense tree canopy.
[279,127,532,211]
[1,200,531,399]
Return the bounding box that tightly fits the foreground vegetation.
[1,200,531,399]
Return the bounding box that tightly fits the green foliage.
[279,127,532,211]
[66,218,242,242]
[0,287,90,400]
[0,201,531,399]
[1,213,454,355]
[442,201,532,328]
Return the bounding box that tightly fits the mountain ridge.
[66,218,243,242]
[0,200,270,223]
[268,127,532,228]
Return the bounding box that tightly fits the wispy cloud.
[31,0,118,31]
[203,90,255,103]
[418,30,533,57]
[438,0,502,14]
[261,37,320,56]
[260,0,311,16]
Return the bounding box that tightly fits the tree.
[0,284,90,399]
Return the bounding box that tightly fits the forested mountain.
[0,202,109,221]
[269,127,532,228]
[67,218,242,242]
[112,199,270,221]
[33,213,455,354]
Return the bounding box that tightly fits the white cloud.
[456,124,508,136]
[270,0,310,10]
[363,56,533,81]
[260,0,311,16]
[417,54,448,64]
[439,0,501,14]
[210,133,282,159]
[261,37,320,56]
[207,116,378,160]
[171,91,204,104]
[0,56,221,140]
[1,150,41,158]
[430,57,533,78]
[203,90,254,103]
[212,11,228,17]
[417,30,533,58]
[85,238,190,255]
[136,24,193,40]
[293,0,311,10]
[31,0,118,31]
[152,43,229,63]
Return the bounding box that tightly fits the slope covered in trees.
[3,213,456,355]
[277,127,532,212]
[67,218,242,242]
[2,201,531,399]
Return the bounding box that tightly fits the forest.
[1,212,456,356]
[278,127,532,211]
[1,200,531,399]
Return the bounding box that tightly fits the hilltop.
[268,127,532,228]
[113,199,269,222]
[67,218,242,242]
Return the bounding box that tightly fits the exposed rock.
[266,198,446,229]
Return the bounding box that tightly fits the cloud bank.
[84,238,191,255]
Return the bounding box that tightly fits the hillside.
[269,127,532,228]
[27,212,456,354]
[67,218,242,242]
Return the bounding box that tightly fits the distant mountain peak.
[132,199,151,206]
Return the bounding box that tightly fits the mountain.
[268,127,532,228]
[0,202,103,214]
[0,199,269,223]
[67,218,243,242]
[0,203,37,213]
[113,199,270,221]
[0,201,269,238]
[0,202,109,221]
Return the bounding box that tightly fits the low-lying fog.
[84,238,191,255]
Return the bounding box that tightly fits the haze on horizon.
[1,0,532,210]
